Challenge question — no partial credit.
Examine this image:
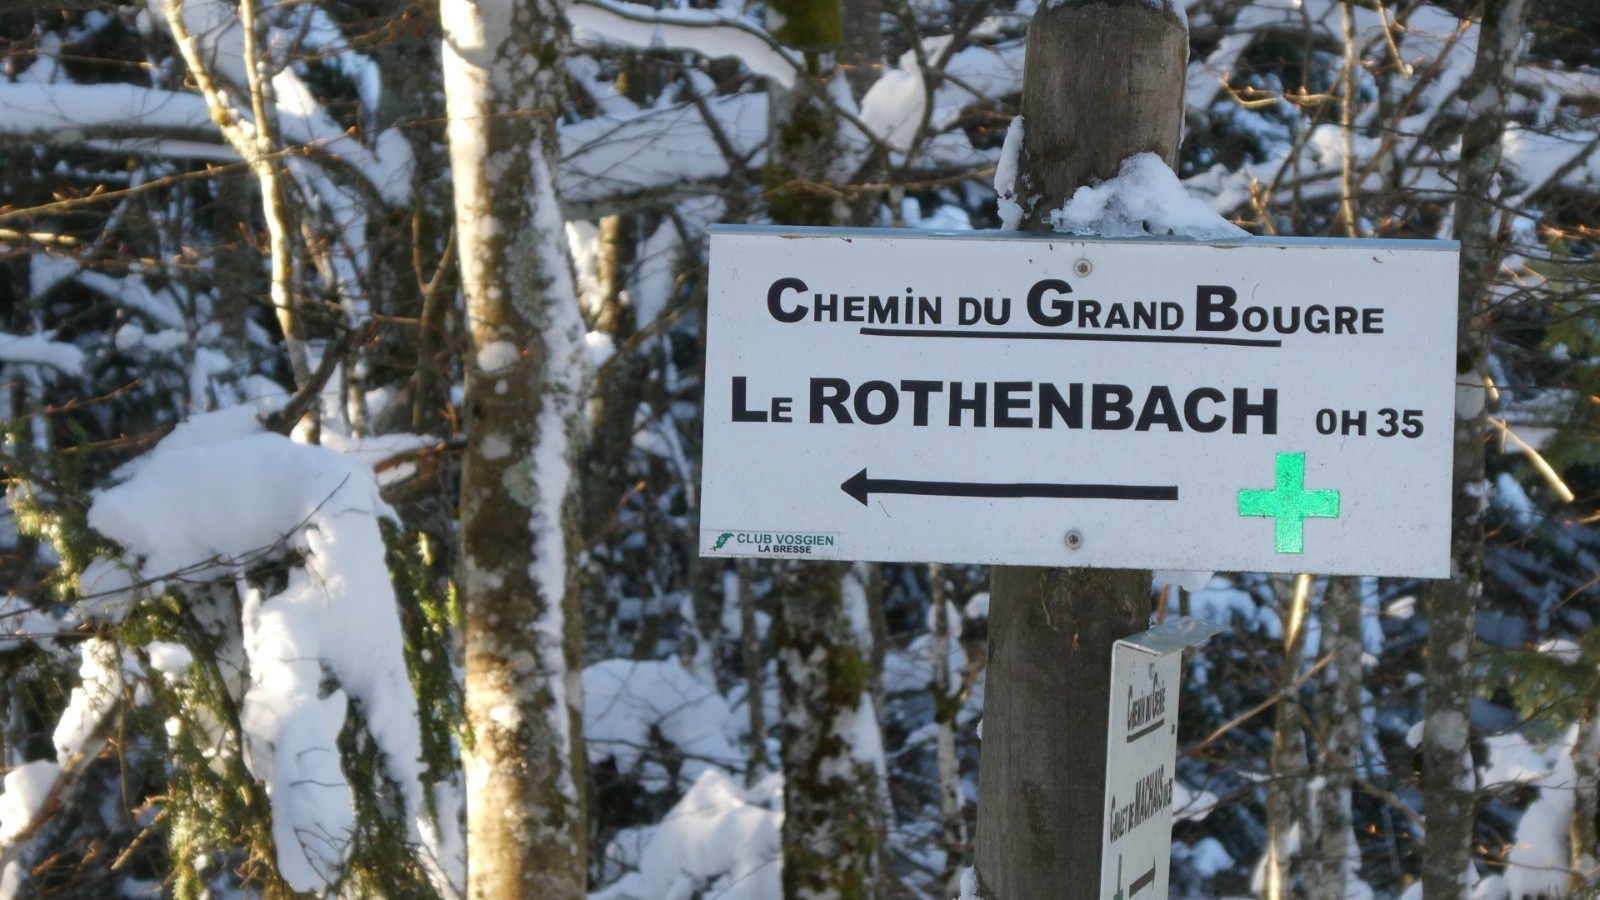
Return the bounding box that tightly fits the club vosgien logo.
[704,529,840,558]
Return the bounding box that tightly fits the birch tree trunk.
[234,0,314,405]
[441,0,589,895]
[1421,3,1526,895]
[973,2,1183,894]
[931,563,966,895]
[578,215,641,580]
[160,0,316,412]
[1309,577,1365,900]
[1263,575,1312,900]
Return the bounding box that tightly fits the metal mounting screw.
[1064,529,1084,551]
[1073,259,1093,277]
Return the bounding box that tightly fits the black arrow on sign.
[840,469,1179,506]
[1129,863,1158,896]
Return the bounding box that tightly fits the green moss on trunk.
[768,0,842,50]
[774,561,880,898]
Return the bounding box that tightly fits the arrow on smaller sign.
[1129,863,1157,896]
[841,469,1179,506]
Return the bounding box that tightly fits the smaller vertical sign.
[1100,618,1221,900]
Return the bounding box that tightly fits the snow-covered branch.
[567,0,800,87]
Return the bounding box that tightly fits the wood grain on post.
[1015,1,1187,230]
[974,2,1187,897]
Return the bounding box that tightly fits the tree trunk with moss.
[442,0,589,895]
[764,5,885,896]
[1570,673,1600,892]
[775,562,882,898]
[973,2,1184,897]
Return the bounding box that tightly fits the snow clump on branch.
[86,405,456,893]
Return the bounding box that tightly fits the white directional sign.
[1099,618,1220,900]
[698,226,1457,577]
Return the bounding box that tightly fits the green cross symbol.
[1238,452,1341,553]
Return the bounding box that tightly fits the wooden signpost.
[697,1,1456,896]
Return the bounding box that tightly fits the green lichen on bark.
[447,0,588,891]
[508,225,555,332]
[763,21,882,892]
[774,561,881,899]
[133,593,293,899]
[382,521,463,826]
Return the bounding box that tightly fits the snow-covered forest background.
[0,0,1598,896]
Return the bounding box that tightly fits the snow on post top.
[1042,0,1187,29]
[994,115,1026,230]
[1046,152,1245,240]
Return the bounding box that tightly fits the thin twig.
[262,322,379,435]
[1183,650,1334,757]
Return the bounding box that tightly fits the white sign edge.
[706,222,1461,254]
